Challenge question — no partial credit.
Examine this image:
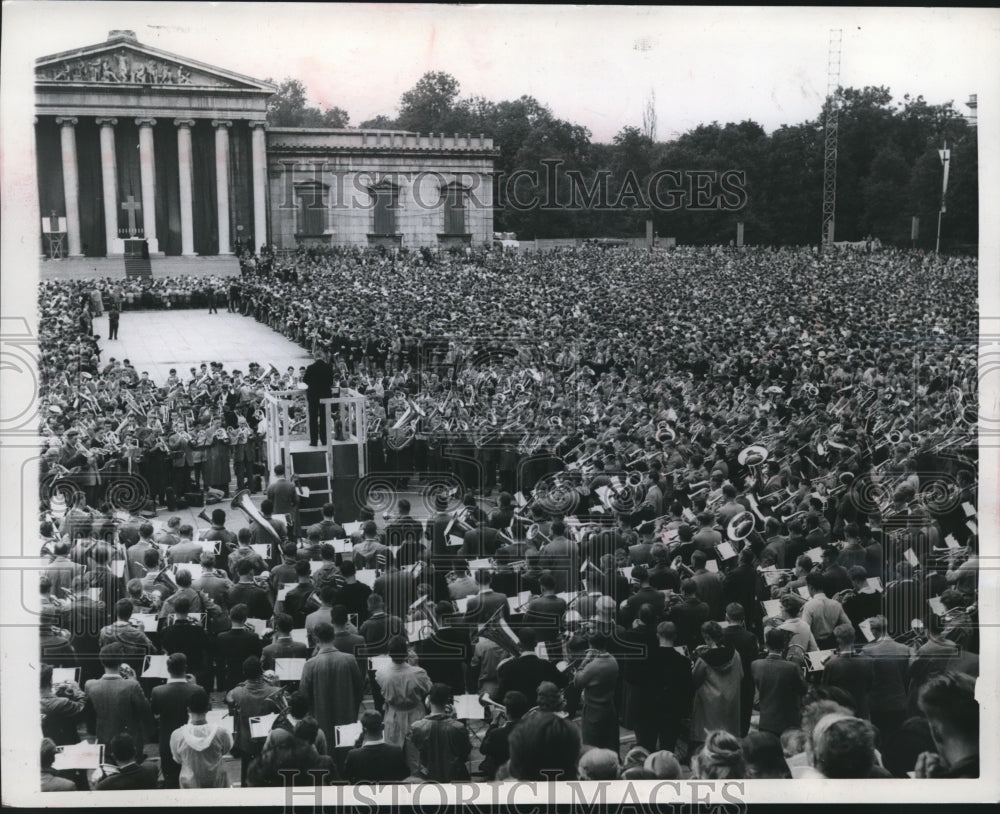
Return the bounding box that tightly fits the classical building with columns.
[35,30,496,259]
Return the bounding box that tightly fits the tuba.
[231,489,282,545]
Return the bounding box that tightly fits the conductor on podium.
[303,350,334,447]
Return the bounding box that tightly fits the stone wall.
[266,129,497,250]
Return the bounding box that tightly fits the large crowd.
[37,244,980,790]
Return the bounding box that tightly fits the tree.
[265,77,350,127]
[397,71,462,133]
[359,114,399,130]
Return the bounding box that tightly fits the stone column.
[213,119,232,254]
[55,117,82,257]
[251,122,268,252]
[175,119,196,256]
[95,118,119,255]
[135,117,158,253]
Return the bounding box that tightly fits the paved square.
[93,310,313,384]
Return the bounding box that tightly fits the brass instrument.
[231,489,282,545]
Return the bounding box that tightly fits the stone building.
[35,30,496,259]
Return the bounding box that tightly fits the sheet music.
[245,617,268,637]
[453,693,485,720]
[535,641,549,660]
[804,547,825,563]
[249,712,279,739]
[467,558,491,571]
[927,596,946,616]
[507,590,531,613]
[806,650,835,672]
[110,560,127,578]
[761,599,783,618]
[455,596,470,613]
[142,654,170,678]
[277,584,296,602]
[250,544,270,559]
[334,721,363,747]
[674,645,690,657]
[716,541,737,561]
[206,709,234,733]
[966,520,978,536]
[133,613,159,632]
[291,628,308,645]
[332,539,353,554]
[309,560,328,574]
[274,658,306,681]
[859,618,875,642]
[796,586,810,599]
[961,501,976,518]
[52,742,103,770]
[405,620,432,641]
[447,534,465,547]
[705,560,719,573]
[619,565,634,581]
[370,655,392,673]
[866,577,883,593]
[51,667,79,685]
[944,534,960,549]
[88,587,102,601]
[175,563,205,581]
[197,541,220,553]
[343,522,363,536]
[903,548,919,567]
[355,569,377,588]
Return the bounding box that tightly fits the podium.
[262,388,368,524]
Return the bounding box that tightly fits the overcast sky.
[6,3,998,142]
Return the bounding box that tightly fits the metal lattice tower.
[821,29,842,251]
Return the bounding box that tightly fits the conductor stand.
[322,389,368,524]
[261,387,368,527]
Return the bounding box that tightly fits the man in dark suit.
[666,580,710,650]
[228,559,274,620]
[496,628,565,707]
[462,570,509,627]
[412,601,471,694]
[522,573,567,646]
[343,710,410,783]
[648,621,693,751]
[619,565,666,628]
[93,733,159,790]
[721,602,760,737]
[303,350,334,446]
[373,559,417,622]
[160,597,213,690]
[751,627,806,737]
[860,614,911,744]
[689,550,725,620]
[384,499,424,549]
[537,520,579,594]
[215,604,264,690]
[261,612,309,669]
[822,623,875,720]
[266,464,299,518]
[150,653,202,788]
[306,503,346,541]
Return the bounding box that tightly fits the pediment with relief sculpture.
[36,31,275,92]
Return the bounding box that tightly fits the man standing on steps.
[107,298,120,340]
[303,350,334,447]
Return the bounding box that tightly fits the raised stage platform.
[39,254,241,280]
